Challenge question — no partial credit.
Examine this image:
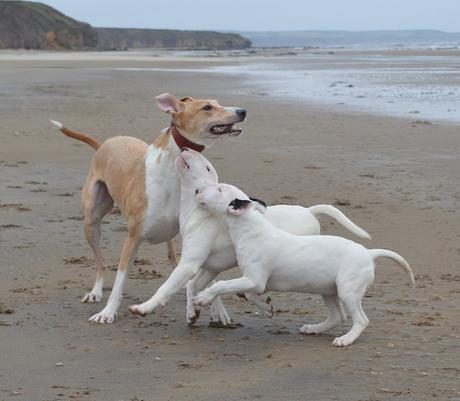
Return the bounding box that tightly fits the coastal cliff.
[0,1,251,50]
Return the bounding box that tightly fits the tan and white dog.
[51,93,246,324]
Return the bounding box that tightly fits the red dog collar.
[171,125,205,153]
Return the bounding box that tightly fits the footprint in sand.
[0,224,22,230]
[0,203,31,212]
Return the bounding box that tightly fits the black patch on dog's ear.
[249,197,267,209]
[228,198,252,210]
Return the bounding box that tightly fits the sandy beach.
[0,49,459,401]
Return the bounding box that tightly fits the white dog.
[129,149,371,326]
[192,183,415,346]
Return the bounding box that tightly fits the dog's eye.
[202,105,212,111]
[206,166,211,172]
[218,187,222,193]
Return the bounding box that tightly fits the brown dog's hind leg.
[81,179,114,303]
[167,238,180,266]
[89,225,143,324]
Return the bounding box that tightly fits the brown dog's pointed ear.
[227,199,252,215]
[249,197,267,214]
[155,93,184,113]
[180,96,195,102]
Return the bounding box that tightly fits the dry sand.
[0,50,459,401]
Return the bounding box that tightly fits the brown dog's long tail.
[50,120,101,150]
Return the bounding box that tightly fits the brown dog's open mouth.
[210,123,242,136]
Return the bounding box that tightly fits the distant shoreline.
[233,29,460,49]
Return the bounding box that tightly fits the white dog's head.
[176,148,218,190]
[196,183,267,216]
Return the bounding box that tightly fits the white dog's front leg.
[193,276,258,307]
[129,262,200,316]
[186,270,233,326]
[186,279,200,325]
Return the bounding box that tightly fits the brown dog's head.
[155,93,246,146]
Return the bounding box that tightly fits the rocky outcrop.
[0,1,98,49]
[0,1,251,50]
[96,28,251,50]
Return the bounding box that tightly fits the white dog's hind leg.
[332,299,369,347]
[240,293,273,318]
[299,295,344,335]
[332,270,372,346]
[209,297,233,327]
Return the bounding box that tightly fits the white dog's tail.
[370,249,415,288]
[308,204,371,239]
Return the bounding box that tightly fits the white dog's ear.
[249,197,267,214]
[227,199,252,215]
[155,93,184,113]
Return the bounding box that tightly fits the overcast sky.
[44,0,459,32]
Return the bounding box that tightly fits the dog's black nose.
[180,147,189,153]
[236,108,246,120]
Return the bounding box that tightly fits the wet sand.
[0,50,459,401]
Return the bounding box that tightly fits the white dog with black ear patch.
[129,149,371,326]
[193,183,415,346]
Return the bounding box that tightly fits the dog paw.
[81,292,102,303]
[332,335,355,347]
[88,309,117,324]
[209,314,233,328]
[186,302,201,326]
[209,298,232,327]
[186,308,201,326]
[193,291,214,307]
[128,300,160,316]
[299,324,320,335]
[128,304,147,316]
[258,297,274,318]
[208,319,242,329]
